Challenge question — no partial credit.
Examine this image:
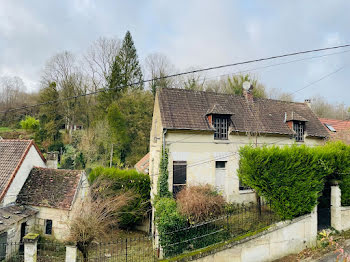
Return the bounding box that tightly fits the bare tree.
[267,88,294,102]
[144,53,177,95]
[311,95,349,120]
[84,37,121,91]
[69,179,134,261]
[0,76,27,109]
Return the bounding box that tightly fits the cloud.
[0,0,349,105]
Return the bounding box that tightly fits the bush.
[20,116,39,131]
[155,198,187,257]
[176,185,226,223]
[89,166,150,228]
[238,144,333,220]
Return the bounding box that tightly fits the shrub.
[20,116,39,132]
[238,144,333,220]
[89,166,150,228]
[155,198,187,256]
[176,185,226,223]
[157,148,172,198]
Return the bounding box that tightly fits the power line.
[2,43,350,114]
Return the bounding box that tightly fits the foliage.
[98,31,143,109]
[60,144,86,169]
[176,185,226,223]
[226,74,266,98]
[69,179,134,261]
[20,116,39,131]
[89,166,150,228]
[157,148,172,198]
[107,90,153,166]
[238,144,333,220]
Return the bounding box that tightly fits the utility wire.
[2,43,350,114]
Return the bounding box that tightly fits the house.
[149,87,329,204]
[135,153,150,174]
[319,118,350,143]
[16,167,89,241]
[0,139,89,242]
[0,140,46,206]
[0,205,37,259]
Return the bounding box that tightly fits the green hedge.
[238,142,350,220]
[89,167,150,228]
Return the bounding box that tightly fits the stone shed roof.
[134,152,150,174]
[17,167,83,210]
[0,140,45,200]
[0,205,37,233]
[157,88,329,138]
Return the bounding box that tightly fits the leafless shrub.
[176,184,226,223]
[69,178,134,261]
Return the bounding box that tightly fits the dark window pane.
[173,162,187,184]
[213,115,229,140]
[173,185,185,198]
[45,220,52,235]
[215,161,226,168]
[293,121,304,142]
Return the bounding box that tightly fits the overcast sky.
[1,0,349,105]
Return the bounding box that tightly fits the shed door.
[215,161,226,192]
[0,232,7,260]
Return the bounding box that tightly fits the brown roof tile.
[0,140,38,198]
[134,153,150,174]
[158,88,329,138]
[16,167,83,210]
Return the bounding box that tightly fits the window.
[293,121,305,142]
[45,219,52,235]
[213,116,229,140]
[239,180,252,191]
[215,161,226,192]
[173,161,187,198]
[324,123,336,132]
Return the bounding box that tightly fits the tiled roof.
[0,205,37,232]
[158,88,329,138]
[285,112,308,122]
[135,153,150,174]
[319,118,350,133]
[0,140,45,200]
[17,167,83,210]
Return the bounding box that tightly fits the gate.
[318,181,331,230]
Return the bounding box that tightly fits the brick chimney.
[46,151,59,169]
[243,81,254,102]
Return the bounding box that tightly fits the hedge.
[238,142,350,220]
[89,166,150,228]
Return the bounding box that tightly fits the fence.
[77,236,156,262]
[158,202,279,258]
[37,240,66,262]
[0,242,24,261]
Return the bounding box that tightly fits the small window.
[239,180,252,191]
[45,220,52,235]
[293,121,305,142]
[324,123,336,132]
[215,161,226,169]
[173,161,187,198]
[213,116,229,140]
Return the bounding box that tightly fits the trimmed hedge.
[89,167,150,228]
[238,142,350,220]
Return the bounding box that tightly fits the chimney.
[304,99,311,108]
[46,151,59,169]
[243,81,254,102]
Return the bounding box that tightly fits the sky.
[1,0,350,105]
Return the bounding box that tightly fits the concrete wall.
[331,185,350,231]
[195,209,317,262]
[341,206,350,231]
[3,145,46,206]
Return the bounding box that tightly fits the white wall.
[196,209,317,262]
[165,131,323,203]
[3,145,46,206]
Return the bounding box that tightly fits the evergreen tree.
[36,82,63,148]
[99,31,143,109]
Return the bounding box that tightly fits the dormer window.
[213,115,229,140]
[293,121,305,142]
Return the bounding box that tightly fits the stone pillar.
[331,185,342,231]
[65,245,77,262]
[310,206,318,246]
[23,233,39,262]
